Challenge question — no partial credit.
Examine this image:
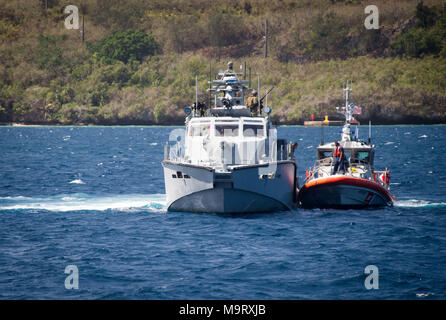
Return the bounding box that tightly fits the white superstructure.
[162,63,298,213]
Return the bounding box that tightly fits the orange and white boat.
[298,81,396,209]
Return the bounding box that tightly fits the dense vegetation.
[0,0,445,125]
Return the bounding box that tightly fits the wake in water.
[395,199,446,209]
[0,193,167,212]
[1,194,444,212]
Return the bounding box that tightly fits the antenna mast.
[195,75,198,112]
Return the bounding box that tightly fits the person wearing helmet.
[225,61,234,74]
[247,90,258,117]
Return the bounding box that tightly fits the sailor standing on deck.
[225,61,234,74]
[332,141,346,174]
[247,90,258,117]
[287,142,298,160]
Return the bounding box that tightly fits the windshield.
[243,124,264,137]
[318,150,332,159]
[356,151,370,162]
[190,124,210,136]
[215,124,239,137]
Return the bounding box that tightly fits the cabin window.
[357,151,370,162]
[243,124,264,137]
[190,124,210,136]
[215,124,239,137]
[318,151,333,159]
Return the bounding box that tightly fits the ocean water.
[0,125,445,300]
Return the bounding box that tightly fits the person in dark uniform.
[332,141,346,174]
[287,142,298,160]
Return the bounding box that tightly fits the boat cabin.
[184,116,270,166]
[317,142,375,169]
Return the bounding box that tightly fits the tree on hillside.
[415,1,437,28]
[299,12,348,60]
[391,2,446,57]
[35,34,65,71]
[88,29,159,64]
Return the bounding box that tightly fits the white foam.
[0,194,167,212]
[419,135,428,138]
[150,142,158,146]
[384,141,394,145]
[395,199,446,208]
[0,196,30,200]
[416,292,434,298]
[69,179,85,184]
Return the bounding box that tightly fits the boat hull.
[298,176,394,209]
[162,160,297,213]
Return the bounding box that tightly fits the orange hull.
[298,176,395,209]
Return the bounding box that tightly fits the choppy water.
[0,125,445,299]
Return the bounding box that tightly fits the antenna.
[195,75,198,112]
[257,75,260,99]
[321,125,324,145]
[249,67,252,88]
[368,120,372,144]
[209,63,212,110]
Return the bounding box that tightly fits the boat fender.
[373,172,377,182]
[386,170,390,184]
[306,170,309,180]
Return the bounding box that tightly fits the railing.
[373,170,391,189]
[305,157,375,184]
[164,141,185,162]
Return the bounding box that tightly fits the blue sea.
[0,125,445,300]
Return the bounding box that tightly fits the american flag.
[352,105,362,115]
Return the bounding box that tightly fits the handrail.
[373,170,390,190]
[305,157,375,184]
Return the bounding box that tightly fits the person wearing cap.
[247,90,258,117]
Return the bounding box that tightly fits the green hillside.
[1,0,445,125]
